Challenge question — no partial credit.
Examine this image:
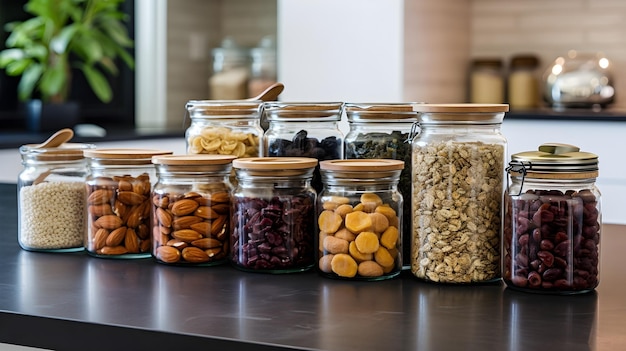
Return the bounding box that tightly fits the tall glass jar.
[84,148,172,258]
[151,154,236,266]
[262,102,344,194]
[503,143,601,294]
[231,157,318,273]
[344,103,418,268]
[317,159,404,281]
[18,142,96,252]
[411,103,509,283]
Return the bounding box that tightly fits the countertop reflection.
[0,183,625,350]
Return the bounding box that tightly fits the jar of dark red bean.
[151,154,236,266]
[503,143,601,294]
[231,157,318,273]
[317,159,404,281]
[262,102,344,194]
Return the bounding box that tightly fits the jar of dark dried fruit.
[262,102,344,194]
[84,148,173,259]
[231,157,318,273]
[503,143,601,294]
[151,154,236,266]
[344,102,418,269]
[317,159,404,281]
[411,103,509,284]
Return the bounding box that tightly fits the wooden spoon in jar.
[247,82,284,102]
[34,128,74,148]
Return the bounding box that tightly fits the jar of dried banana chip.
[410,103,508,284]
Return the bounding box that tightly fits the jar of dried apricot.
[411,103,508,283]
[84,148,172,258]
[151,154,236,266]
[318,159,404,280]
[231,157,318,273]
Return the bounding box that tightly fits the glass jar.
[84,148,172,258]
[344,103,418,269]
[18,142,96,252]
[151,154,236,266]
[508,54,540,110]
[470,58,504,104]
[411,103,509,283]
[318,159,404,280]
[185,100,264,158]
[503,143,601,294]
[209,37,249,100]
[231,157,318,273]
[248,36,277,100]
[262,102,344,194]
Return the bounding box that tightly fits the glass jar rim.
[20,142,96,162]
[264,102,344,121]
[345,102,420,122]
[186,100,264,118]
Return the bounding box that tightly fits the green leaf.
[99,17,133,47]
[79,64,112,103]
[39,63,67,98]
[0,49,26,67]
[6,59,33,76]
[18,64,43,101]
[51,24,78,54]
[73,32,103,63]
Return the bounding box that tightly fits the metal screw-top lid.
[508,143,599,179]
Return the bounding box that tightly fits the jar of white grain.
[18,142,96,252]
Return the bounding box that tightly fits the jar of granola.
[318,159,404,281]
[411,103,508,283]
[151,154,236,266]
[84,148,172,258]
[503,143,601,294]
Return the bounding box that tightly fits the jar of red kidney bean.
[503,143,601,294]
[231,157,318,273]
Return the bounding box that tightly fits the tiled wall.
[471,0,626,109]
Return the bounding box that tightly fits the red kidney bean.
[231,195,315,271]
[503,188,600,293]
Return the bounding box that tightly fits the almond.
[190,222,211,236]
[106,226,127,247]
[167,239,188,250]
[156,245,180,263]
[171,199,199,216]
[211,203,230,215]
[93,228,109,251]
[95,215,123,230]
[210,192,230,204]
[100,245,129,255]
[118,179,133,191]
[155,207,173,228]
[125,228,140,253]
[195,206,219,219]
[173,215,203,230]
[172,229,203,242]
[140,240,151,253]
[153,194,169,208]
[88,189,113,205]
[205,247,223,258]
[191,237,222,249]
[132,179,150,195]
[126,205,144,228]
[136,223,150,240]
[118,191,146,206]
[114,200,128,218]
[211,215,227,237]
[182,247,210,263]
[88,204,114,217]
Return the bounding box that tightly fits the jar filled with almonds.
[84,148,172,258]
[503,143,601,294]
[262,102,344,194]
[317,159,404,281]
[411,103,508,284]
[151,154,235,266]
[18,142,95,252]
[231,157,318,273]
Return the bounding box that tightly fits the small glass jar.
[84,148,172,258]
[151,154,236,266]
[470,58,505,104]
[503,143,601,294]
[344,103,418,268]
[411,103,508,284]
[18,142,96,252]
[262,102,344,194]
[248,36,277,100]
[209,37,249,100]
[231,157,318,273]
[318,159,404,281]
[508,54,540,110]
[185,100,264,158]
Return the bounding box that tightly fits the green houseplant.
[0,0,134,131]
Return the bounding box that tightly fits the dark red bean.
[528,271,542,287]
[537,250,554,267]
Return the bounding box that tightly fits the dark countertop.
[0,182,625,351]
